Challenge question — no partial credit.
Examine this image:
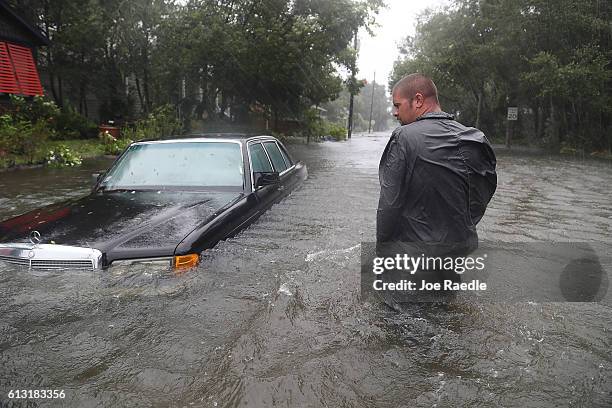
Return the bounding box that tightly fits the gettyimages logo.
[372,253,487,275]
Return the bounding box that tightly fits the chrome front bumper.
[0,243,102,271]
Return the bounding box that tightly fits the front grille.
[0,256,95,271]
[31,259,95,271]
[0,255,29,267]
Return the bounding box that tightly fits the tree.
[323,81,392,132]
[390,0,611,151]
[6,0,384,131]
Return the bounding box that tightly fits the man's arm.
[377,134,410,243]
[467,139,497,225]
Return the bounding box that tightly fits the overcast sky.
[357,0,450,90]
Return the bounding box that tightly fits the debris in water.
[278,283,293,296]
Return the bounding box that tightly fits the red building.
[0,0,49,97]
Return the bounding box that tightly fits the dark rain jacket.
[377,112,497,254]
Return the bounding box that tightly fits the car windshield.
[100,141,244,190]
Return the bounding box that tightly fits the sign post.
[507,107,518,121]
[506,107,518,148]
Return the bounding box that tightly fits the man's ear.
[413,92,425,108]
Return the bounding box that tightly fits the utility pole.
[347,30,358,139]
[368,71,376,133]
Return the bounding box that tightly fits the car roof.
[136,133,278,144]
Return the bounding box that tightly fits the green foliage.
[328,123,348,141]
[120,104,182,141]
[99,131,133,155]
[45,139,105,158]
[0,96,101,164]
[0,115,51,164]
[390,0,611,152]
[22,120,51,163]
[0,115,19,156]
[8,0,383,132]
[9,95,59,124]
[45,145,83,168]
[299,108,348,141]
[54,107,99,139]
[300,108,325,141]
[270,131,288,144]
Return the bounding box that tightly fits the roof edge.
[0,0,50,46]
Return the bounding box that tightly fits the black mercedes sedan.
[0,134,307,270]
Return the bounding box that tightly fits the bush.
[0,116,51,163]
[23,120,52,161]
[0,96,56,163]
[328,123,347,141]
[54,107,98,139]
[8,95,98,141]
[121,104,182,141]
[10,94,59,124]
[0,114,17,153]
[300,108,326,142]
[100,131,133,155]
[298,108,348,142]
[270,130,288,143]
[45,144,82,168]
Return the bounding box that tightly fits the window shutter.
[7,43,44,96]
[0,42,20,94]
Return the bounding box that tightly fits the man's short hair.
[393,73,439,104]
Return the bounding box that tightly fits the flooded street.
[0,133,611,407]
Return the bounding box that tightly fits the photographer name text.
[373,279,487,291]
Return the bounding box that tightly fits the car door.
[248,141,282,211]
[262,140,302,198]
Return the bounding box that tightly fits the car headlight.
[110,257,173,268]
[110,254,200,270]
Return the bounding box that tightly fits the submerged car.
[0,134,307,270]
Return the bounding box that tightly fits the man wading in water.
[376,74,497,300]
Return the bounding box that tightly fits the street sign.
[507,107,518,121]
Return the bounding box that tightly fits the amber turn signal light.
[174,253,199,269]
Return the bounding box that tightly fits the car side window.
[277,142,294,167]
[263,141,288,173]
[249,143,273,173]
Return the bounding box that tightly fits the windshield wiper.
[96,186,132,193]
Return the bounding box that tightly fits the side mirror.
[253,172,280,188]
[91,172,104,188]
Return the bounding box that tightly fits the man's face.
[392,90,419,125]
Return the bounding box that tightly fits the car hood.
[0,190,243,253]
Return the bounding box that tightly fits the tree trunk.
[82,82,88,118]
[537,104,544,140]
[273,108,279,131]
[475,88,483,129]
[142,31,151,114]
[42,1,61,106]
[571,101,578,135]
[143,68,151,114]
[548,95,559,151]
[58,77,63,107]
[135,77,145,115]
[48,71,59,106]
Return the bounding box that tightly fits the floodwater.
[0,133,610,407]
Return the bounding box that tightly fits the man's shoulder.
[392,124,423,141]
[391,122,430,149]
[395,115,491,144]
